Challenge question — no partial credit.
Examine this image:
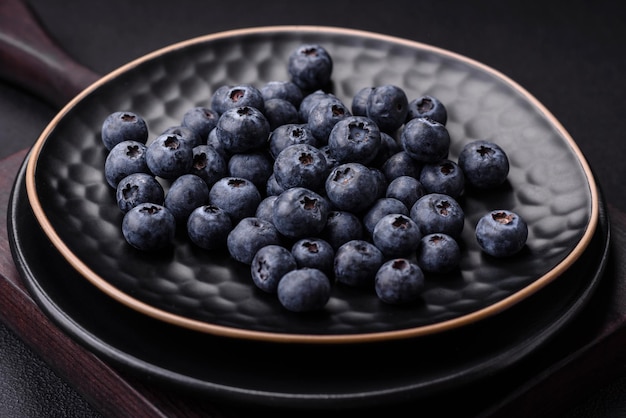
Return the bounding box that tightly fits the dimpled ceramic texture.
[26,27,597,343]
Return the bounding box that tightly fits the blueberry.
[370,132,402,168]
[406,95,448,125]
[370,167,389,199]
[372,213,421,258]
[287,44,333,92]
[401,117,450,164]
[416,233,461,274]
[374,258,424,305]
[298,90,337,122]
[162,125,203,148]
[228,150,274,191]
[327,115,382,165]
[211,84,265,115]
[277,268,332,313]
[255,195,278,222]
[115,172,164,213]
[291,237,335,276]
[419,159,465,199]
[209,177,262,223]
[325,162,379,213]
[380,151,423,183]
[362,198,409,236]
[385,175,426,210]
[351,86,373,116]
[186,204,233,250]
[122,203,176,251]
[164,174,209,224]
[319,144,339,171]
[215,106,271,154]
[260,80,304,107]
[475,210,528,257]
[306,99,351,144]
[101,111,148,151]
[273,144,329,192]
[265,173,285,197]
[263,98,299,130]
[272,187,329,240]
[227,217,282,265]
[145,133,194,180]
[206,127,229,159]
[268,123,318,159]
[458,140,510,189]
[334,239,384,287]
[410,193,465,239]
[319,210,364,250]
[181,107,219,141]
[104,140,150,188]
[250,244,297,293]
[190,144,228,188]
[366,84,409,134]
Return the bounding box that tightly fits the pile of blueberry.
[101,44,528,313]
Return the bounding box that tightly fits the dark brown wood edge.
[0,0,100,108]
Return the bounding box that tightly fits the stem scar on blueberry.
[392,259,408,270]
[164,135,180,150]
[477,145,495,157]
[429,235,444,244]
[392,216,410,229]
[333,167,353,184]
[493,211,515,224]
[300,196,318,210]
[121,113,136,122]
[299,152,314,165]
[436,200,451,216]
[440,162,454,175]
[417,98,433,112]
[302,47,319,57]
[139,205,162,215]
[348,122,367,141]
[331,104,345,117]
[193,152,207,170]
[303,241,319,253]
[228,178,247,188]
[125,144,142,158]
[122,184,138,200]
[229,88,245,102]
[237,106,253,116]
[203,204,221,214]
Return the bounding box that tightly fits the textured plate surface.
[25,26,598,343]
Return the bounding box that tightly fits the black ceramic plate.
[8,154,610,410]
[24,26,599,343]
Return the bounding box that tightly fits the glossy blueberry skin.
[255,195,278,223]
[380,151,423,183]
[375,258,425,305]
[319,210,364,250]
[115,172,164,213]
[164,174,210,224]
[260,80,304,107]
[410,193,465,239]
[351,86,373,116]
[334,239,384,287]
[250,245,297,293]
[190,144,227,188]
[272,187,329,240]
[416,233,461,274]
[475,210,528,258]
[328,115,382,165]
[291,237,335,276]
[210,84,265,115]
[372,213,422,258]
[145,133,194,180]
[366,84,409,134]
[277,268,332,313]
[215,106,271,154]
[419,159,465,199]
[162,125,203,149]
[458,140,510,189]
[268,123,318,159]
[186,204,233,250]
[101,111,148,151]
[263,98,299,130]
[227,217,282,265]
[122,203,176,251]
[273,144,329,192]
[325,162,379,214]
[362,198,409,236]
[385,175,426,210]
[104,140,150,188]
[306,99,351,144]
[287,44,333,92]
[406,95,448,125]
[209,177,262,223]
[181,107,219,141]
[401,117,451,164]
[228,150,274,191]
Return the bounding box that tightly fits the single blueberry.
[458,140,510,189]
[215,106,271,154]
[362,197,409,236]
[325,162,380,213]
[287,44,333,92]
[121,203,176,251]
[104,140,150,188]
[272,187,329,240]
[268,123,318,159]
[319,210,364,250]
[419,159,465,199]
[416,233,461,274]
[228,150,274,191]
[190,144,228,188]
[265,173,285,197]
[211,84,265,115]
[227,217,282,264]
[327,115,382,165]
[291,237,335,277]
[186,204,233,250]
[306,98,351,144]
[101,111,148,151]
[372,213,422,258]
[263,98,299,130]
[334,239,384,287]
[475,210,528,257]
[162,125,203,148]
[181,107,219,141]
[380,151,423,183]
[385,175,426,210]
[401,117,450,164]
[273,144,328,192]
[366,84,409,134]
[406,95,448,125]
[374,258,425,305]
[145,133,194,180]
[255,195,278,223]
[209,177,262,223]
[351,86,373,116]
[277,268,332,313]
[250,244,297,293]
[164,174,210,224]
[410,193,465,239]
[116,172,164,213]
[298,90,338,122]
[260,80,304,107]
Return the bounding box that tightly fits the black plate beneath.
[9,152,610,410]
